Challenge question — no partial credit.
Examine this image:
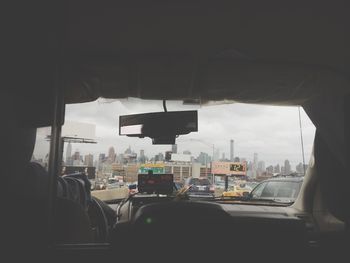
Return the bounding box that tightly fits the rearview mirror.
[119,111,198,144]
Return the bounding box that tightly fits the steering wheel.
[88,197,109,243]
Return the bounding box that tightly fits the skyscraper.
[274,164,281,173]
[66,142,72,165]
[125,146,132,155]
[266,165,274,174]
[257,161,265,175]
[72,150,82,166]
[84,154,94,167]
[139,149,146,163]
[221,152,226,161]
[197,152,210,165]
[73,151,80,161]
[284,160,291,175]
[296,162,305,174]
[230,139,234,161]
[171,144,178,154]
[214,149,220,161]
[253,153,258,178]
[253,153,258,165]
[108,146,116,162]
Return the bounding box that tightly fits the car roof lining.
[63,57,349,105]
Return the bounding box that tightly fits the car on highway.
[174,181,184,190]
[107,178,120,189]
[127,181,138,195]
[184,177,215,198]
[248,177,304,203]
[222,184,251,198]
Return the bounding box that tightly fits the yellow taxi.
[222,184,250,197]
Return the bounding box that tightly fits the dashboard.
[110,195,316,259]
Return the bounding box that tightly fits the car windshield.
[34,98,315,205]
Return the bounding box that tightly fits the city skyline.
[33,99,316,169]
[61,144,306,174]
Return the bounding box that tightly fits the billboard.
[139,163,165,174]
[171,153,191,162]
[211,162,246,176]
[62,121,96,139]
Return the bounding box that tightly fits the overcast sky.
[33,98,315,169]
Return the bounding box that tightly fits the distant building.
[258,161,265,175]
[266,165,274,174]
[234,157,240,162]
[252,153,258,178]
[183,150,191,155]
[154,153,164,162]
[139,149,146,163]
[247,161,254,178]
[214,149,220,162]
[65,142,72,165]
[230,139,234,162]
[284,160,291,174]
[253,153,258,165]
[296,162,303,174]
[108,147,116,163]
[124,146,132,155]
[165,151,172,162]
[274,164,281,173]
[73,151,81,162]
[164,163,192,182]
[171,144,178,154]
[97,153,106,171]
[112,163,125,178]
[99,153,106,162]
[124,164,139,182]
[296,162,308,174]
[197,152,210,165]
[84,154,94,167]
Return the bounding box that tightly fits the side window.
[251,182,266,199]
[32,127,51,171]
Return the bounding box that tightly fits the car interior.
[2,1,350,262]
